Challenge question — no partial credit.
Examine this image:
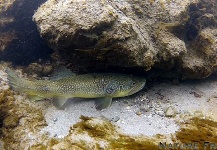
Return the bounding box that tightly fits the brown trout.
[6,67,146,110]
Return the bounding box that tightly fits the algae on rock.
[175,117,217,150]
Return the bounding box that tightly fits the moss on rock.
[175,117,217,149]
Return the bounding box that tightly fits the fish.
[6,67,146,110]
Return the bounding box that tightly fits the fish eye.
[131,81,136,86]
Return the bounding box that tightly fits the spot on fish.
[41,86,50,92]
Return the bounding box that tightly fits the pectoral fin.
[52,97,69,109]
[27,95,44,102]
[95,97,112,110]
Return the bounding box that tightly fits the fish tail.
[5,68,27,92]
[6,68,48,101]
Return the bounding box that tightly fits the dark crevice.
[0,0,53,65]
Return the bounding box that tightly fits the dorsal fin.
[50,66,75,80]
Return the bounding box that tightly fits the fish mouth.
[128,80,146,95]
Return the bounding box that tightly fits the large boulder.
[33,0,217,79]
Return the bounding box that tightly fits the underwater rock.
[33,0,217,79]
[26,62,53,77]
[181,28,217,79]
[0,17,14,28]
[0,32,16,52]
[0,5,16,53]
[0,0,15,13]
[165,106,176,118]
[33,0,189,70]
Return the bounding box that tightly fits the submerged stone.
[33,0,217,79]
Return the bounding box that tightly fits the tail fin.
[6,68,46,101]
[5,68,25,92]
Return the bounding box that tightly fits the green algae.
[26,115,217,150]
[28,144,47,150]
[71,116,158,150]
[29,139,59,150]
[69,116,217,150]
[73,115,116,138]
[109,135,158,150]
[175,117,217,149]
[3,115,20,128]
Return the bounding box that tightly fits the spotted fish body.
[6,68,146,110]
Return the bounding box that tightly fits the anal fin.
[95,97,112,111]
[52,97,69,109]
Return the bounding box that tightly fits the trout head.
[105,75,146,97]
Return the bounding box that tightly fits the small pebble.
[141,104,150,112]
[111,116,120,122]
[53,118,58,122]
[156,111,164,117]
[181,112,192,121]
[126,106,131,109]
[136,110,142,116]
[121,121,125,124]
[193,111,204,118]
[189,91,203,98]
[165,106,176,117]
[123,100,129,104]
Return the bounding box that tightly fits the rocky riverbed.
[0,64,217,149]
